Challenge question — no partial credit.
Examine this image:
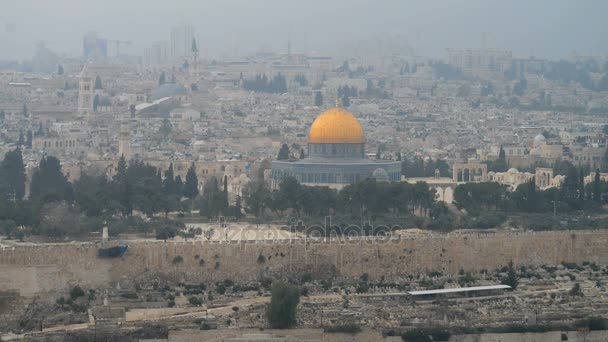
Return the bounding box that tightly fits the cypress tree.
[183,163,199,199]
[163,163,175,194]
[594,169,602,202]
[277,144,290,160]
[94,75,103,89]
[174,175,184,197]
[1,148,26,200]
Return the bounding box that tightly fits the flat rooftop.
[408,285,511,296]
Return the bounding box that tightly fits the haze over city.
[3,1,608,341]
[2,0,608,60]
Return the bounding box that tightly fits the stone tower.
[78,64,95,114]
[118,112,131,159]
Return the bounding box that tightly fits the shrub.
[266,281,300,329]
[70,285,85,300]
[261,277,272,290]
[562,261,583,271]
[216,284,226,295]
[121,293,138,299]
[576,316,608,330]
[257,254,266,264]
[501,260,519,290]
[356,282,369,293]
[300,273,313,284]
[156,226,177,240]
[324,324,361,333]
[569,283,584,297]
[402,328,451,341]
[172,255,184,264]
[188,296,203,306]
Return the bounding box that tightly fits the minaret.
[118,112,131,159]
[190,38,199,75]
[78,64,95,114]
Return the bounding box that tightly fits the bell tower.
[78,64,95,114]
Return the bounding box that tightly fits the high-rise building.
[83,31,108,61]
[446,49,512,75]
[144,41,169,67]
[170,24,194,59]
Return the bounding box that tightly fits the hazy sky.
[2,0,607,61]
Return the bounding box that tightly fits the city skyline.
[2,0,608,61]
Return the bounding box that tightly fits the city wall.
[1,230,608,297]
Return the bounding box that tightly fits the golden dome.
[308,107,365,144]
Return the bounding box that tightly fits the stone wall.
[1,230,608,297]
[453,331,608,342]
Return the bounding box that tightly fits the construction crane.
[107,40,132,57]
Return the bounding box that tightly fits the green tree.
[160,118,172,138]
[183,163,199,199]
[26,130,32,149]
[502,260,519,290]
[266,281,300,329]
[234,195,243,220]
[341,94,350,107]
[1,149,26,200]
[594,169,602,202]
[22,103,28,117]
[73,173,119,217]
[94,75,103,89]
[223,175,229,211]
[30,155,71,203]
[199,177,219,218]
[18,131,25,146]
[299,148,305,159]
[512,179,540,212]
[159,71,166,86]
[314,91,323,107]
[57,65,64,75]
[163,163,175,194]
[243,181,272,217]
[114,155,132,215]
[174,175,184,197]
[277,143,290,160]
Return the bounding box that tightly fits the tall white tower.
[78,64,95,114]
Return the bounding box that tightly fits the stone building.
[271,105,401,190]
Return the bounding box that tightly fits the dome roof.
[308,107,365,144]
[151,83,187,100]
[533,134,546,147]
[508,168,519,174]
[372,168,389,182]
